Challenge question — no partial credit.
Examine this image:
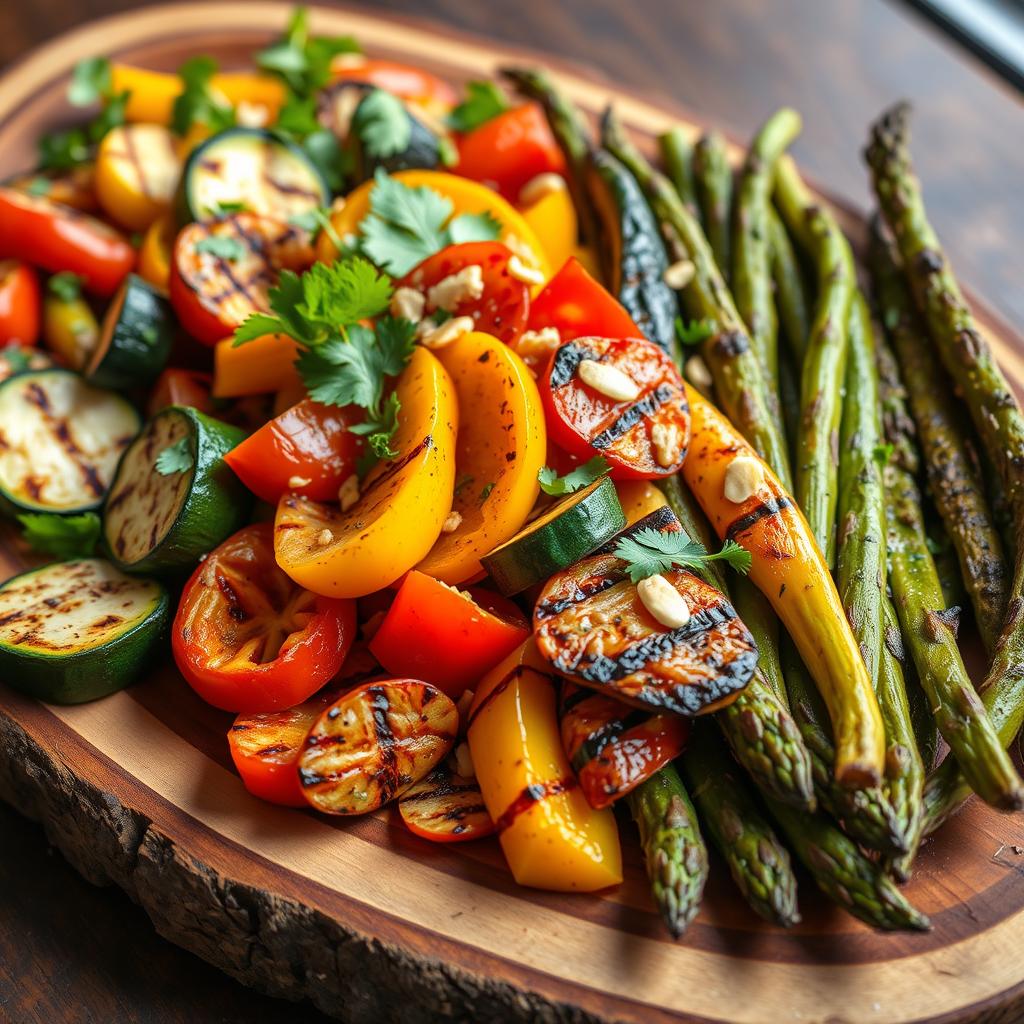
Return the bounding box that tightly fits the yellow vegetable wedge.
[95,124,182,231]
[519,184,577,273]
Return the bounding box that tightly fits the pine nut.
[419,315,475,350]
[507,254,545,286]
[637,574,691,629]
[724,454,765,504]
[578,359,641,401]
[663,259,696,289]
[390,286,425,323]
[518,172,567,207]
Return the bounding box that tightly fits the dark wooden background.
[0,2,1021,1022]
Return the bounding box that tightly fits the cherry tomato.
[528,256,640,342]
[399,241,530,347]
[172,522,356,712]
[369,571,530,698]
[399,758,495,843]
[147,368,214,417]
[0,262,41,347]
[331,57,458,113]
[541,334,691,479]
[224,398,365,504]
[0,187,134,296]
[169,213,314,346]
[228,693,334,806]
[455,103,567,202]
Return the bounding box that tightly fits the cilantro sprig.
[614,527,752,584]
[256,6,361,96]
[155,438,194,476]
[675,316,716,348]
[18,512,101,560]
[537,456,610,497]
[170,56,236,136]
[446,81,509,133]
[47,272,84,302]
[353,89,411,159]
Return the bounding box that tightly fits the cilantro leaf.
[204,200,248,218]
[537,456,610,496]
[873,442,894,467]
[47,272,84,302]
[301,129,348,192]
[614,527,752,583]
[37,127,90,172]
[353,89,411,159]
[171,56,235,136]
[86,90,129,143]
[155,437,194,475]
[233,313,286,346]
[195,235,246,261]
[447,211,502,245]
[273,93,321,137]
[256,7,360,95]
[446,80,508,133]
[67,57,112,107]
[18,512,101,560]
[675,316,716,347]
[295,258,392,328]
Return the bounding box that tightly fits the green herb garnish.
[537,456,610,496]
[256,6,361,96]
[675,316,716,347]
[195,236,246,261]
[614,527,752,583]
[47,272,84,302]
[446,81,508,133]
[352,89,411,159]
[170,56,236,136]
[155,438,194,475]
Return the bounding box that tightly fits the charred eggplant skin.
[585,146,677,353]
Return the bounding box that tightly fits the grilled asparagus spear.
[768,206,811,363]
[692,131,734,281]
[658,127,699,217]
[682,723,801,927]
[626,765,708,938]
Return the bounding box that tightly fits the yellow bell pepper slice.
[110,64,286,126]
[416,331,545,585]
[95,124,182,232]
[468,640,622,892]
[614,479,669,525]
[213,333,302,398]
[519,186,576,273]
[274,347,458,597]
[679,383,885,787]
[316,170,551,279]
[136,213,174,292]
[42,290,99,370]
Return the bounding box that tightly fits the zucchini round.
[0,558,168,704]
[481,475,625,596]
[176,127,329,224]
[0,368,140,515]
[103,405,250,573]
[86,273,173,390]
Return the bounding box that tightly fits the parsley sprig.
[537,456,610,496]
[446,81,509,133]
[18,512,101,560]
[614,527,752,584]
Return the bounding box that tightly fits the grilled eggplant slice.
[559,682,690,808]
[0,368,139,515]
[534,508,758,716]
[585,147,677,352]
[298,679,458,815]
[399,756,494,843]
[0,558,168,704]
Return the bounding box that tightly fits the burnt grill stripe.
[590,384,675,450]
[725,496,792,540]
[368,684,399,803]
[534,574,621,621]
[493,777,578,833]
[466,665,530,730]
[549,341,597,388]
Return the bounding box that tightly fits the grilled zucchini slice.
[0,558,168,704]
[0,369,140,515]
[103,405,249,573]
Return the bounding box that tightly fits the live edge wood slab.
[2,4,1024,1022]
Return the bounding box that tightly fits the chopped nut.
[454,742,475,779]
[287,475,312,490]
[502,232,536,265]
[316,528,334,546]
[427,264,484,311]
[390,286,425,323]
[637,574,691,629]
[236,100,270,128]
[578,358,642,401]
[650,421,682,468]
[338,474,360,512]
[419,315,475,350]
[515,327,561,370]
[684,354,713,392]
[507,254,545,286]
[518,172,568,207]
[724,454,765,504]
[441,510,463,533]
[662,259,696,290]
[332,53,367,71]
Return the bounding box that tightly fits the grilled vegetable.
[86,274,173,390]
[399,757,495,843]
[274,347,458,598]
[533,507,758,717]
[868,218,1007,653]
[658,127,698,216]
[0,558,168,704]
[298,679,458,815]
[692,132,733,279]
[0,346,53,384]
[559,683,690,809]
[169,212,315,346]
[42,275,100,369]
[213,332,302,398]
[137,213,174,291]
[0,261,40,347]
[468,640,622,891]
[416,331,546,585]
[541,334,690,479]
[767,207,810,362]
[0,369,139,515]
[681,722,800,927]
[369,571,530,698]
[95,123,182,231]
[774,156,855,567]
[732,108,801,394]
[601,109,792,489]
[680,383,885,787]
[103,405,249,573]
[585,141,677,353]
[481,475,625,597]
[228,693,335,807]
[177,127,329,224]
[625,764,707,938]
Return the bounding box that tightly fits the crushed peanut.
[316,528,334,546]
[650,420,682,468]
[507,254,545,286]
[578,358,642,401]
[723,454,765,504]
[235,101,270,128]
[441,510,463,533]
[390,286,426,323]
[684,354,713,392]
[427,265,484,311]
[338,474,360,512]
[518,172,567,207]
[419,315,475,350]
[662,259,696,290]
[636,574,691,629]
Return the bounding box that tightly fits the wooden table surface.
[0,2,1021,1022]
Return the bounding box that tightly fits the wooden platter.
[3,5,1024,1022]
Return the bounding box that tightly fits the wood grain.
[1,4,1024,1023]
